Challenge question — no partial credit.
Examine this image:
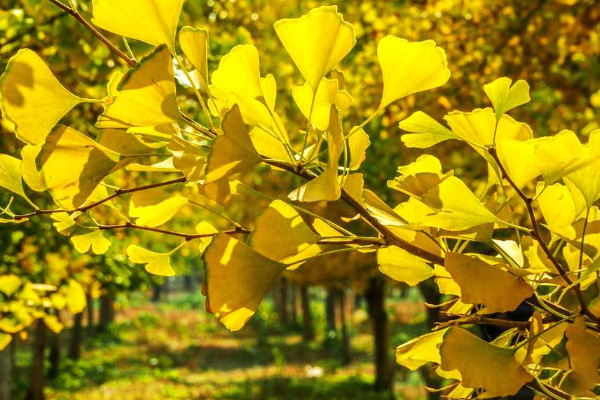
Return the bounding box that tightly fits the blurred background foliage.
[1,0,600,399]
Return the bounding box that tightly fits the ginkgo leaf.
[126,245,175,276]
[377,246,433,286]
[0,333,11,351]
[212,44,263,99]
[399,111,458,148]
[205,105,261,183]
[484,77,530,118]
[195,221,218,253]
[36,125,119,209]
[388,154,449,198]
[289,107,342,202]
[440,327,533,396]
[92,0,184,52]
[444,253,533,313]
[396,329,448,370]
[168,136,206,182]
[60,279,87,314]
[179,26,209,90]
[537,183,577,238]
[444,108,532,148]
[0,275,21,297]
[496,138,541,189]
[564,317,600,397]
[97,46,179,129]
[249,200,320,265]
[249,127,292,162]
[71,231,111,255]
[0,49,85,145]
[20,144,45,192]
[348,127,370,170]
[99,129,164,156]
[0,154,27,199]
[274,5,355,90]
[129,189,188,227]
[204,233,286,331]
[418,176,498,231]
[377,36,450,109]
[292,78,352,131]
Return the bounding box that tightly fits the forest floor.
[14,290,431,400]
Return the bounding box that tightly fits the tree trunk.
[339,289,351,365]
[278,278,289,326]
[290,284,298,327]
[300,285,314,341]
[47,319,61,380]
[365,278,393,393]
[151,283,162,303]
[86,294,95,337]
[98,293,115,333]
[326,289,337,333]
[26,319,46,400]
[419,283,442,399]
[68,312,83,360]
[0,339,13,400]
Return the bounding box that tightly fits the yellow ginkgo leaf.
[292,78,352,131]
[444,108,532,148]
[0,49,85,145]
[43,314,63,334]
[377,246,433,286]
[399,111,458,149]
[168,136,207,182]
[0,333,11,351]
[20,145,44,192]
[212,44,263,99]
[0,154,27,199]
[126,245,176,276]
[249,200,319,264]
[205,105,261,183]
[37,125,119,209]
[0,275,21,297]
[92,0,183,52]
[348,127,370,170]
[396,328,448,370]
[564,317,600,397]
[377,36,450,109]
[484,77,531,118]
[537,183,577,238]
[60,279,87,314]
[444,253,534,313]
[196,221,218,253]
[249,127,292,162]
[388,154,449,198]
[97,46,179,129]
[418,176,498,231]
[274,5,355,90]
[71,231,112,255]
[289,107,342,202]
[496,138,542,189]
[440,327,533,396]
[179,26,209,90]
[99,129,163,156]
[204,233,286,331]
[129,189,188,227]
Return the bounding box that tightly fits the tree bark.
[26,319,46,400]
[365,277,393,393]
[47,320,61,380]
[98,293,115,333]
[0,339,13,400]
[68,312,83,360]
[86,293,95,337]
[326,289,337,333]
[300,285,314,341]
[278,278,289,326]
[290,284,298,327]
[339,289,352,365]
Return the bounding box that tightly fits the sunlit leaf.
[564,317,600,396]
[126,245,175,276]
[444,253,534,312]
[0,275,21,297]
[179,26,209,90]
[440,327,533,396]
[60,279,87,314]
[378,36,450,109]
[348,127,370,170]
[71,231,111,255]
[396,329,448,370]
[0,49,85,145]
[0,154,27,199]
[377,246,433,286]
[129,189,188,227]
[399,111,458,148]
[292,78,352,131]
[92,0,184,52]
[204,233,286,331]
[97,46,179,129]
[484,77,530,118]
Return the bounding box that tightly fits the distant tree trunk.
[68,312,83,360]
[26,319,47,400]
[300,285,314,341]
[98,293,115,333]
[339,289,351,365]
[326,289,337,333]
[86,294,95,336]
[420,283,442,399]
[0,340,13,400]
[47,316,61,379]
[290,284,298,327]
[278,278,289,326]
[151,283,162,303]
[365,277,393,393]
[183,275,194,291]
